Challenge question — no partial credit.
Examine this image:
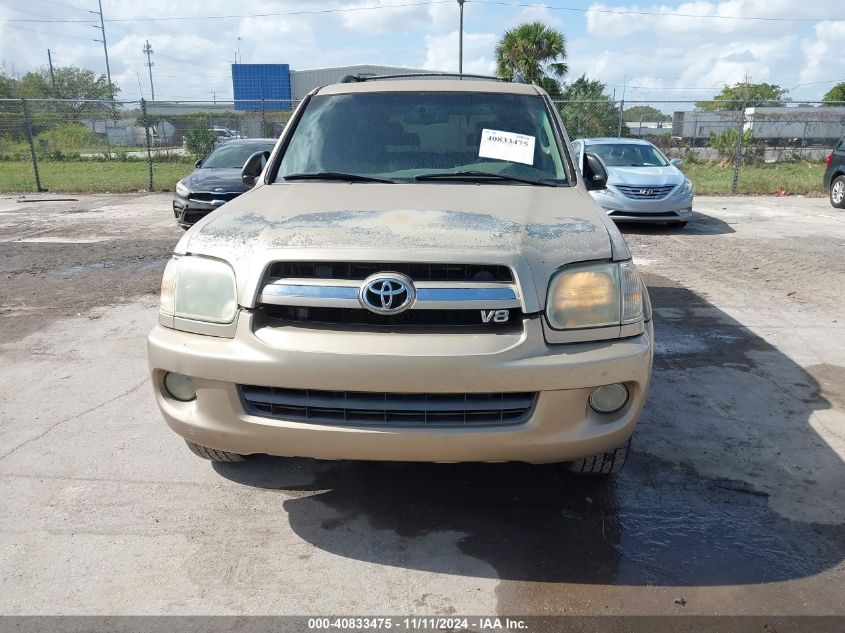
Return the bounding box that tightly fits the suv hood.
[179,182,615,309]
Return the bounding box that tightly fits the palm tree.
[495,22,568,95]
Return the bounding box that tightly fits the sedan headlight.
[175,180,190,197]
[677,179,693,195]
[160,256,237,324]
[546,261,643,330]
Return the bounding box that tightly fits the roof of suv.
[317,79,540,96]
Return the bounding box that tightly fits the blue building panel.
[232,64,292,111]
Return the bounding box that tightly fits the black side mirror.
[242,151,269,186]
[583,152,608,191]
[194,159,202,168]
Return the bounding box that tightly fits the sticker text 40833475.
[478,129,536,166]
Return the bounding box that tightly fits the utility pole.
[47,49,57,98]
[90,0,113,99]
[143,40,155,101]
[457,0,465,78]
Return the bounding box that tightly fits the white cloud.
[798,20,845,85]
[423,31,498,75]
[1,0,843,103]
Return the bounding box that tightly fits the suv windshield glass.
[275,91,569,184]
[586,143,669,167]
[202,142,274,169]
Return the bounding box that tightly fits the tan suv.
[147,78,653,474]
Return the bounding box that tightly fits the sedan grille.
[188,192,242,202]
[240,386,536,427]
[615,185,675,200]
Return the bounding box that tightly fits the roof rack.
[338,72,505,83]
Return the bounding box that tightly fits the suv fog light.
[163,372,196,401]
[589,383,629,413]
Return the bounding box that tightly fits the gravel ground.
[0,193,843,624]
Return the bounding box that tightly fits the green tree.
[495,22,567,96]
[557,75,621,138]
[821,82,845,106]
[185,128,216,159]
[0,73,15,98]
[0,66,119,100]
[696,82,788,110]
[623,105,670,122]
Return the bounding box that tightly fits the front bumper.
[591,190,694,223]
[147,314,654,464]
[172,196,219,228]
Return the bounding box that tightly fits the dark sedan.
[173,139,276,228]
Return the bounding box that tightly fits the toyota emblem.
[359,273,416,315]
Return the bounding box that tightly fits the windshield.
[587,143,669,167]
[275,92,569,184]
[202,142,274,169]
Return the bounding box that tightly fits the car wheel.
[568,439,630,476]
[831,176,845,209]
[668,220,688,228]
[185,440,245,462]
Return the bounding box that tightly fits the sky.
[0,0,843,104]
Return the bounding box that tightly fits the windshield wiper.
[414,170,558,187]
[283,171,395,183]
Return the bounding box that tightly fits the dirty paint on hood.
[180,182,614,308]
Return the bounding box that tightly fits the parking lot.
[0,193,843,618]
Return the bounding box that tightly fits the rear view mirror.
[670,158,683,166]
[194,159,202,168]
[242,151,270,186]
[583,153,608,191]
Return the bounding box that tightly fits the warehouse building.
[231,63,452,110]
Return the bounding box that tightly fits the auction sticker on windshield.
[478,129,535,165]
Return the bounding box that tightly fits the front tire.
[568,439,630,475]
[831,176,845,209]
[185,440,245,462]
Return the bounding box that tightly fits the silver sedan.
[571,138,693,227]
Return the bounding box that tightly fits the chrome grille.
[257,261,521,330]
[615,185,675,200]
[240,386,536,427]
[267,262,513,283]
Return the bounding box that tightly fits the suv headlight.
[175,180,190,197]
[546,261,643,330]
[160,256,237,324]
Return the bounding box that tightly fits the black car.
[173,138,276,228]
[824,135,845,209]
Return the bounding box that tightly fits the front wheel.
[831,176,845,209]
[568,439,630,475]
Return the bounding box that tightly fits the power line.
[31,0,90,10]
[470,0,826,23]
[4,0,452,23]
[4,23,96,40]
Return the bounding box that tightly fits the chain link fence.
[1,98,843,195]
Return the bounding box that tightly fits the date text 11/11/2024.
[307,617,529,630]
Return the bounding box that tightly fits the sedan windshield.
[275,92,570,185]
[202,142,275,169]
[587,143,669,167]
